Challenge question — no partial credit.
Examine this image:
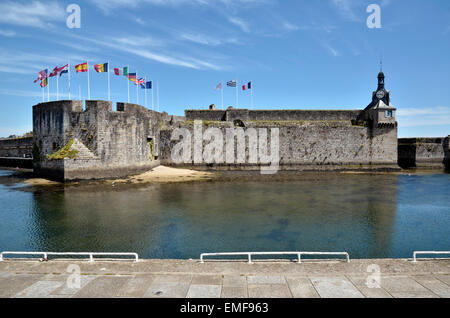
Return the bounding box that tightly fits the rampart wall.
[398,137,450,169]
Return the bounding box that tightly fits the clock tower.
[364,68,397,129]
[372,70,390,105]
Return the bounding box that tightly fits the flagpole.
[47,66,49,101]
[151,81,154,111]
[251,81,253,109]
[157,80,159,112]
[78,85,81,100]
[42,84,44,103]
[236,78,238,107]
[221,82,224,109]
[68,60,71,100]
[127,65,130,103]
[144,76,147,108]
[87,61,91,100]
[136,71,139,104]
[107,61,110,101]
[56,70,59,101]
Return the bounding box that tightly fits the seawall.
[398,137,450,169]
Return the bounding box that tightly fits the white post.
[127,65,130,103]
[68,60,71,100]
[87,61,91,100]
[151,81,154,111]
[107,61,110,101]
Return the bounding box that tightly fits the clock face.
[376,90,385,99]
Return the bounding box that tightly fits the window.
[385,110,394,118]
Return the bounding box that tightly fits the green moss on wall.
[46,139,79,160]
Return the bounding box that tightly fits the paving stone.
[144,282,190,298]
[380,276,429,293]
[223,275,247,288]
[221,287,248,298]
[248,284,292,298]
[0,275,44,297]
[412,275,450,298]
[72,276,130,298]
[152,274,192,284]
[310,276,364,298]
[286,277,319,298]
[191,275,222,285]
[187,284,222,298]
[51,275,99,296]
[346,275,392,298]
[390,291,439,298]
[116,276,154,297]
[435,274,450,286]
[15,280,63,298]
[247,276,286,285]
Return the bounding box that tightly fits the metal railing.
[0,251,139,262]
[412,251,450,262]
[200,251,350,264]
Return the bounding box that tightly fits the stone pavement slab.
[310,276,364,298]
[0,274,44,298]
[248,284,292,298]
[15,280,63,298]
[221,287,248,298]
[187,284,221,298]
[223,275,247,287]
[51,275,97,296]
[286,277,319,298]
[73,276,130,298]
[191,274,222,285]
[116,276,154,297]
[380,276,430,293]
[247,275,285,284]
[144,282,190,298]
[412,275,450,298]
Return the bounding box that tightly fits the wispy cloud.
[0,29,16,37]
[331,0,361,22]
[228,16,250,33]
[321,42,341,57]
[397,106,450,127]
[0,1,66,28]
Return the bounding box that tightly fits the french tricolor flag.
[242,81,252,91]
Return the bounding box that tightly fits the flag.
[59,65,69,77]
[40,77,48,88]
[75,62,88,73]
[127,73,136,82]
[50,64,69,77]
[145,81,152,89]
[242,82,252,91]
[94,62,108,73]
[215,82,222,90]
[114,67,128,76]
[227,80,236,87]
[34,69,48,83]
[135,78,145,86]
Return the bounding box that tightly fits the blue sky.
[0,0,449,138]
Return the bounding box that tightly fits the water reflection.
[0,172,449,259]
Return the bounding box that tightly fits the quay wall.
[398,137,450,169]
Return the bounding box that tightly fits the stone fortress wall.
[31,100,177,180]
[160,108,398,170]
[398,137,450,169]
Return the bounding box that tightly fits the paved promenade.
[0,258,449,298]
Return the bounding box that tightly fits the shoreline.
[0,165,448,187]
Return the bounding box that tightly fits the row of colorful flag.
[33,62,158,110]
